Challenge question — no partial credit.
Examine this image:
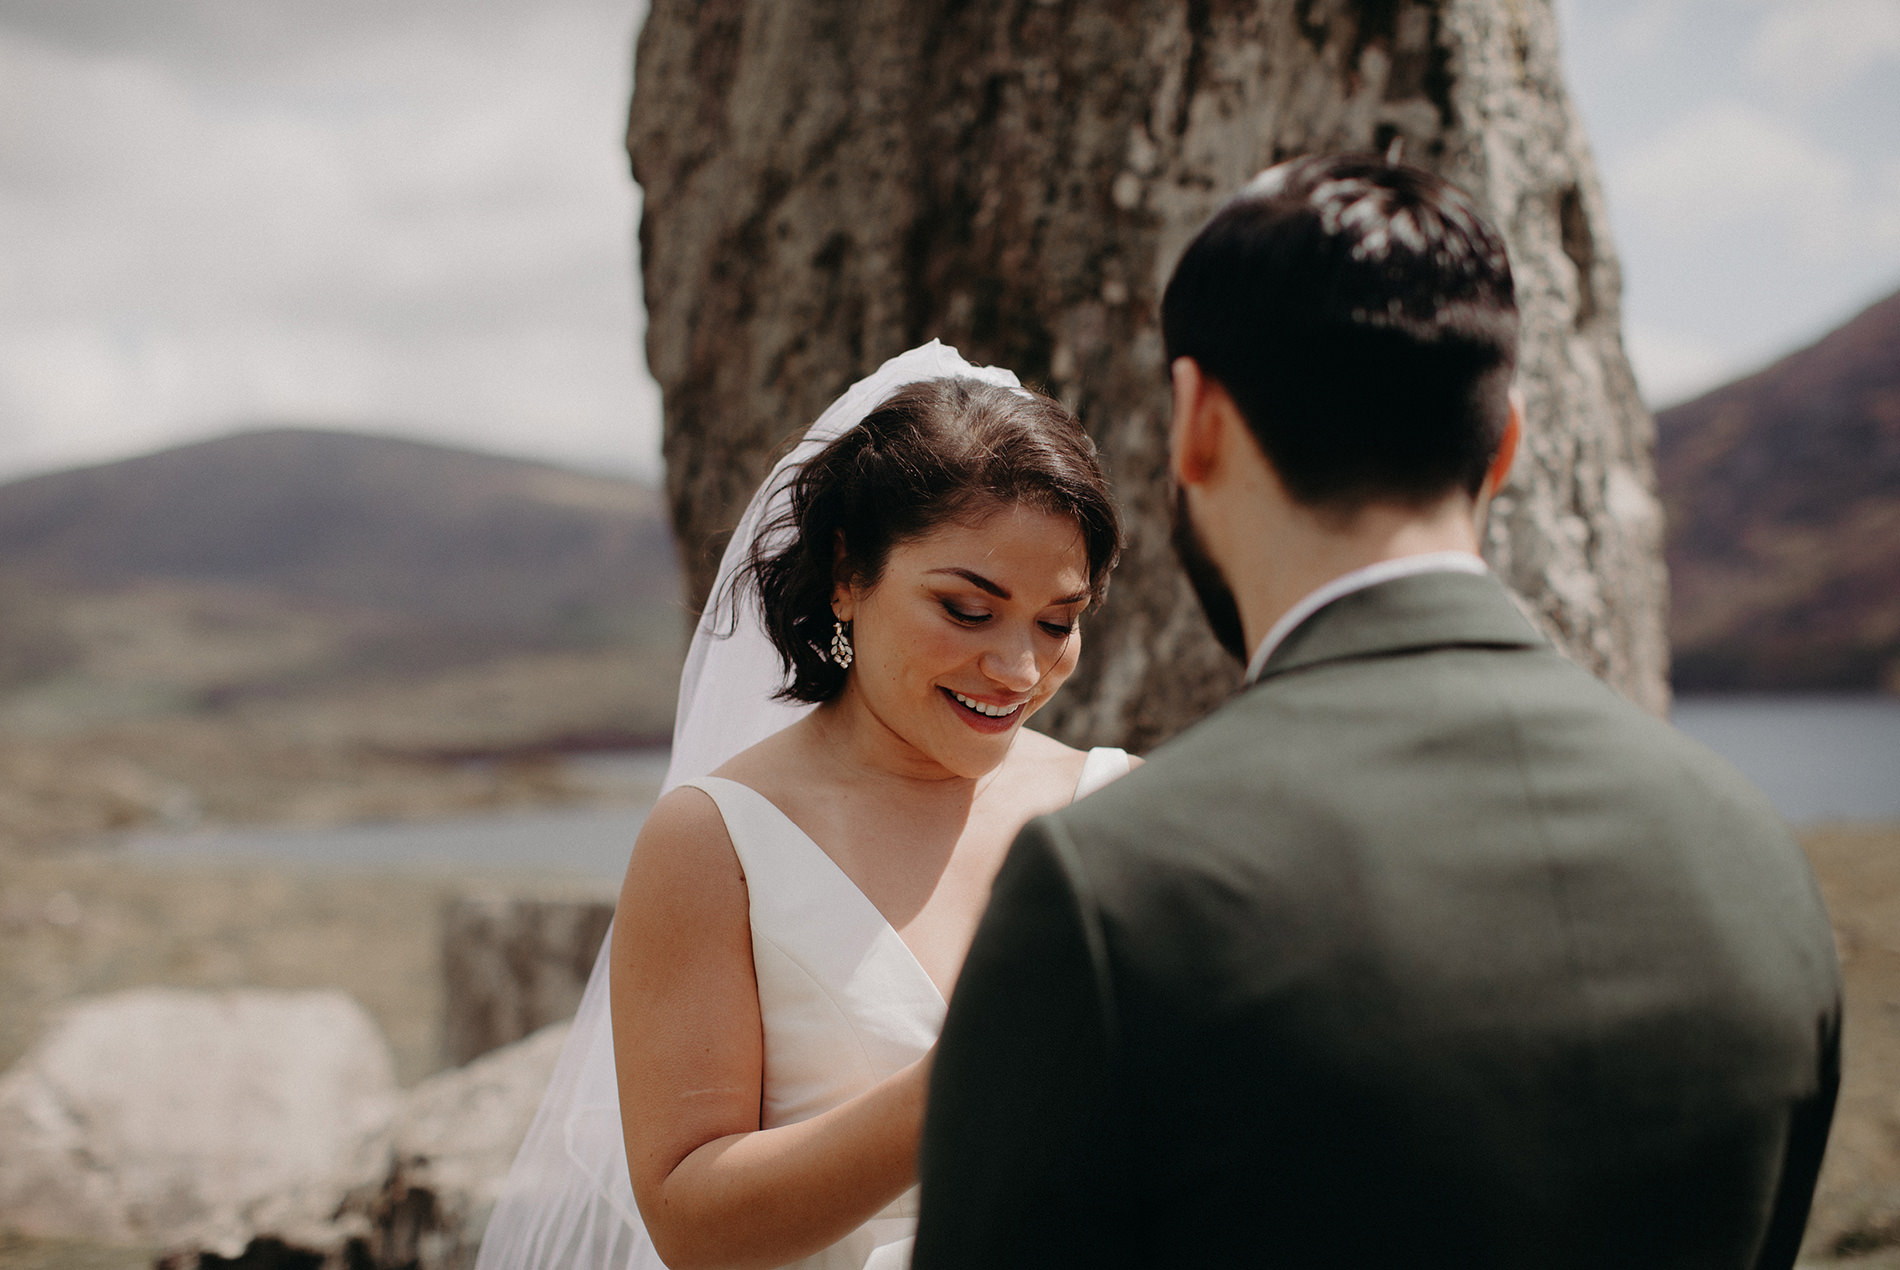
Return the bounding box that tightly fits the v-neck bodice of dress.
[674,745,1129,1270]
[683,776,948,1137]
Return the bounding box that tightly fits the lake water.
[125,802,649,883]
[122,696,1899,878]
[1670,694,1900,825]
[124,750,668,883]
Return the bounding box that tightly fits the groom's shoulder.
[1040,632,1799,892]
[1029,688,1308,889]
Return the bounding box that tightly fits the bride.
[475,343,1132,1270]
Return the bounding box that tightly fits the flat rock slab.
[0,987,398,1252]
[154,1019,573,1270]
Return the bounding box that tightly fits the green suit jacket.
[914,571,1841,1269]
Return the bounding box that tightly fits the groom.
[913,155,1841,1268]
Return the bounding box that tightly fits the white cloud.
[0,5,659,483]
[0,314,655,479]
[1877,159,1900,248]
[1608,0,1695,57]
[1611,99,1895,261]
[1743,0,1900,98]
[1622,320,1750,407]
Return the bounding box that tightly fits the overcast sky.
[1557,0,1900,405]
[0,0,1895,485]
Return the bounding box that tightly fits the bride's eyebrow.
[929,567,1009,597]
[927,567,1088,607]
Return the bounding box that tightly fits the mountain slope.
[1658,289,1900,692]
[0,428,680,648]
[0,429,687,845]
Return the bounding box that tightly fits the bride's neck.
[803,695,996,797]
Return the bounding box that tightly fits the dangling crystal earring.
[829,618,854,670]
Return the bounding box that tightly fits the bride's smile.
[944,688,1023,720]
[830,500,1090,779]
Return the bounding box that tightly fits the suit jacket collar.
[1254,569,1547,683]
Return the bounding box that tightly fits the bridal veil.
[473,342,1027,1269]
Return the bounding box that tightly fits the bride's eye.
[941,601,988,625]
[1039,620,1076,638]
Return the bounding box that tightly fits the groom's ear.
[1169,357,1233,488]
[1480,390,1523,500]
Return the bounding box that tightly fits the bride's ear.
[831,530,857,621]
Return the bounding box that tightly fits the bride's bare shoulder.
[1002,733,1144,811]
[1002,728,1090,797]
[705,720,813,798]
[627,782,736,881]
[1011,728,1143,778]
[1013,726,1084,766]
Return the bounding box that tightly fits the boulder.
[344,1021,572,1270]
[441,896,611,1067]
[0,987,398,1255]
[154,1019,572,1270]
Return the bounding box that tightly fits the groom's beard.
[1169,488,1250,664]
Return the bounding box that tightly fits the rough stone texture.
[153,1021,571,1270]
[0,988,396,1255]
[440,897,613,1068]
[630,0,1667,749]
[338,1021,572,1270]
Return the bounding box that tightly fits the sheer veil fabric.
[473,343,1029,1270]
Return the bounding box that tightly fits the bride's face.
[833,500,1090,778]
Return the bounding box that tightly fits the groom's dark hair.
[1161,154,1519,510]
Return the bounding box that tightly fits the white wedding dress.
[475,342,1130,1270]
[674,750,1129,1270]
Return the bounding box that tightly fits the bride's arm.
[611,787,929,1270]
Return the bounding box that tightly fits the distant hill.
[0,429,691,844]
[0,428,681,654]
[1658,289,1900,693]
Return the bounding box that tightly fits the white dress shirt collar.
[1242,551,1489,684]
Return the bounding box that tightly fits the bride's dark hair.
[741,376,1121,704]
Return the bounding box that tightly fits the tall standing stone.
[630,0,1667,749]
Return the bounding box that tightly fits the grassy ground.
[0,1233,155,1270]
[1801,824,1900,1257]
[0,852,614,1270]
[0,852,613,1089]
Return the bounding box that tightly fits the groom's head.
[1162,154,1519,507]
[1160,154,1521,660]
